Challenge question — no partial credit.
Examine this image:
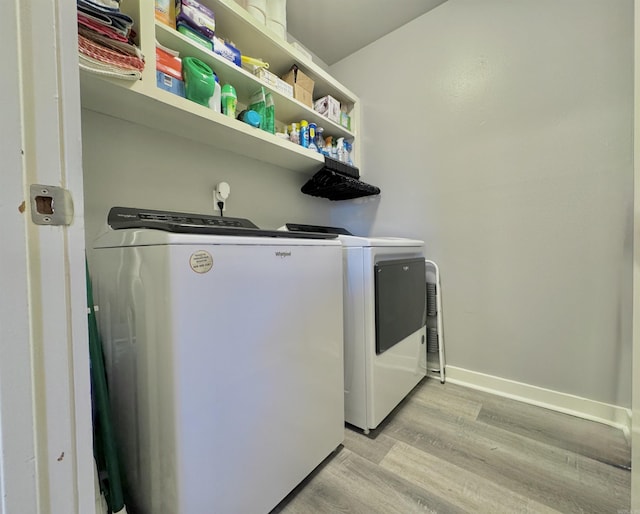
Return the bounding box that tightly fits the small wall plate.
[30,184,74,226]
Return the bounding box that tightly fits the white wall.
[631,0,640,507]
[330,0,633,406]
[81,110,335,248]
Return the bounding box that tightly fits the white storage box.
[314,95,340,124]
[254,67,294,98]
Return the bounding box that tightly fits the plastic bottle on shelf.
[182,57,215,107]
[325,136,335,158]
[299,120,309,148]
[276,125,290,141]
[315,126,325,154]
[336,137,346,162]
[344,140,354,165]
[264,92,275,134]
[289,123,299,145]
[308,123,318,151]
[237,109,262,127]
[209,73,222,113]
[221,84,237,118]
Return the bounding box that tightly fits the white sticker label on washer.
[190,250,213,273]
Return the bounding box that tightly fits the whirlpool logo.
[275,251,292,258]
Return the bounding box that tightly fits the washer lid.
[281,223,423,248]
[338,235,424,248]
[94,228,343,248]
[94,207,341,248]
[107,206,338,239]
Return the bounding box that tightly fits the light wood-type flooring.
[271,378,631,513]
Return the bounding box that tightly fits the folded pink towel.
[78,34,144,71]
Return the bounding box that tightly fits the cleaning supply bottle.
[308,123,318,151]
[248,87,266,128]
[221,84,237,117]
[237,109,262,127]
[344,140,354,165]
[315,126,325,153]
[336,137,345,162]
[209,73,222,113]
[264,92,275,134]
[299,120,309,148]
[289,123,299,145]
[325,135,334,158]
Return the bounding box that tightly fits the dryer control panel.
[283,223,353,236]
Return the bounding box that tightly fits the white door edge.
[0,0,39,510]
[0,0,95,512]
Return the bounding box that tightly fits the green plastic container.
[264,92,275,134]
[177,22,213,50]
[182,57,216,107]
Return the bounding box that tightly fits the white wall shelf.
[206,0,358,104]
[154,22,355,140]
[79,0,360,175]
[80,71,326,173]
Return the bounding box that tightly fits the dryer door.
[374,258,426,354]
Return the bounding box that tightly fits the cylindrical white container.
[209,78,222,113]
[246,0,267,24]
[266,19,285,39]
[266,0,286,36]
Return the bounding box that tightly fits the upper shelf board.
[199,0,358,104]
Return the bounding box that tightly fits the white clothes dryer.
[92,207,345,514]
[283,224,427,433]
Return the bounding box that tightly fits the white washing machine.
[283,224,427,433]
[92,207,345,514]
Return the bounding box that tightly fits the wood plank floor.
[271,378,630,514]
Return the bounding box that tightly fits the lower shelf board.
[79,70,326,174]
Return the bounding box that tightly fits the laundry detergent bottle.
[182,57,215,107]
[209,73,222,113]
[221,84,238,118]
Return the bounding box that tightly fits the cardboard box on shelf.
[155,0,175,27]
[282,65,314,107]
[156,46,182,78]
[314,95,340,124]
[156,46,185,97]
[156,71,185,97]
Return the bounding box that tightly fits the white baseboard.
[445,366,632,439]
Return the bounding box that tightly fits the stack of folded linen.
[77,0,144,80]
